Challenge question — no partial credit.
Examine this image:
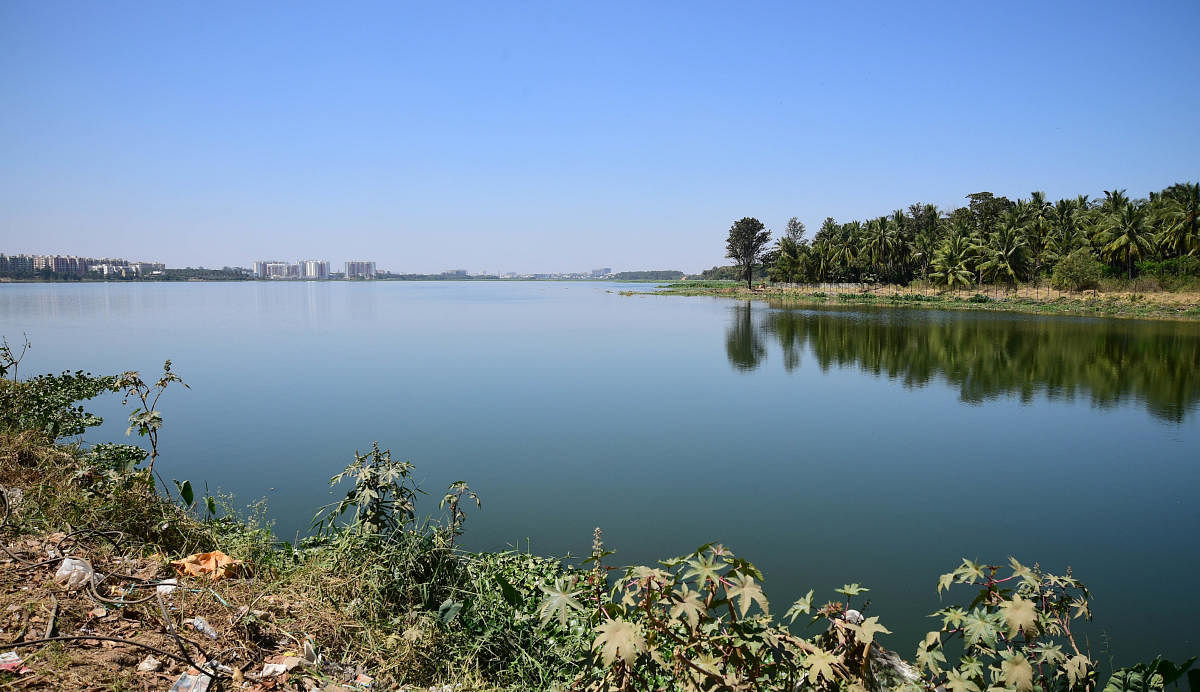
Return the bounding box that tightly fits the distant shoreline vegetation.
[653,183,1200,321]
[711,183,1200,291]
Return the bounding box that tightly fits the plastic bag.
[54,557,94,590]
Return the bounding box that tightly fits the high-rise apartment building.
[345,261,376,279]
[300,260,330,280]
[1,254,164,276]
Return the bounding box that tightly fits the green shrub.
[0,371,117,438]
[1051,250,1103,292]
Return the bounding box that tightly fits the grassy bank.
[1,356,1196,690]
[642,281,1200,321]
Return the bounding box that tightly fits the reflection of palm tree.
[761,310,806,372]
[725,302,765,372]
[743,306,1199,422]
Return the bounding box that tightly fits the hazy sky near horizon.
[2,2,1198,273]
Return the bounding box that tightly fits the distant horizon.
[3,2,1198,270]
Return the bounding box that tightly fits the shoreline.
[640,282,1200,322]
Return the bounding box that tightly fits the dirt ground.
[0,531,369,691]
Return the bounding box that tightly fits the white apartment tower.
[300,260,329,280]
[345,261,376,279]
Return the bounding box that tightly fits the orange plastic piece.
[170,551,243,581]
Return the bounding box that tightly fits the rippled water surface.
[2,281,1197,662]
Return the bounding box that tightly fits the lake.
[2,280,1197,664]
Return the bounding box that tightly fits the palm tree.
[1101,188,1130,214]
[979,211,1029,288]
[831,222,861,279]
[929,224,976,290]
[1157,182,1200,257]
[768,236,807,283]
[1101,202,1154,279]
[1047,199,1084,264]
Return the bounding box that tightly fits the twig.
[44,595,58,639]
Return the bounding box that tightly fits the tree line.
[720,182,1200,290]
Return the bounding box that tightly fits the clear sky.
[2,1,1198,273]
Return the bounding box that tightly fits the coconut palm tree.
[1101,201,1155,279]
[1157,182,1200,257]
[1101,188,1130,214]
[979,211,1029,288]
[929,224,976,290]
[1047,199,1084,264]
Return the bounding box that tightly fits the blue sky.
[2,1,1198,273]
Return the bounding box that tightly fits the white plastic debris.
[844,609,865,625]
[189,616,218,640]
[260,663,288,677]
[156,578,178,595]
[168,672,210,692]
[137,655,162,672]
[54,557,94,590]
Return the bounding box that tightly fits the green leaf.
[958,655,984,681]
[999,596,1039,639]
[669,586,705,630]
[804,649,840,684]
[174,479,194,508]
[785,589,815,623]
[1008,557,1036,586]
[937,606,968,629]
[955,559,986,584]
[1033,643,1066,667]
[682,554,724,588]
[592,619,646,668]
[1071,596,1092,620]
[946,668,983,692]
[438,598,463,625]
[495,575,521,608]
[916,642,947,674]
[938,571,956,595]
[204,495,217,517]
[1000,652,1035,692]
[537,578,584,628]
[725,573,768,617]
[1064,654,1092,689]
[836,582,870,597]
[962,609,1000,648]
[850,616,891,646]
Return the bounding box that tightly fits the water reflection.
[726,304,1200,422]
[725,302,765,371]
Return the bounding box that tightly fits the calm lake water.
[2,281,1197,663]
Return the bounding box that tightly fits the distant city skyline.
[2,2,1198,270]
[1,249,629,278]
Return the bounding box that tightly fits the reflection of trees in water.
[725,302,765,372]
[745,305,1200,422]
